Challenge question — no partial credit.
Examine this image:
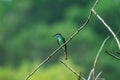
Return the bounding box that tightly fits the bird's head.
[53,33,62,38]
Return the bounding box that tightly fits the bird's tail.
[62,46,67,60]
[63,49,67,60]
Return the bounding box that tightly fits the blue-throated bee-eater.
[54,33,67,60]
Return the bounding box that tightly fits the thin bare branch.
[93,36,110,68]
[105,50,120,60]
[95,71,102,80]
[60,60,86,80]
[25,6,93,80]
[110,28,120,50]
[91,9,120,50]
[25,0,116,79]
[25,46,63,80]
[92,36,109,80]
[88,36,110,80]
[65,10,92,45]
[87,68,94,80]
[92,0,99,9]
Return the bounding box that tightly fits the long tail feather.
[64,51,67,60]
[62,47,67,60]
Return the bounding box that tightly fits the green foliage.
[31,61,79,80]
[0,61,81,80]
[0,0,120,80]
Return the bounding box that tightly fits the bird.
[54,33,67,60]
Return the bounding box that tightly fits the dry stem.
[105,50,120,60]
[91,9,120,50]
[25,7,92,80]
[87,36,110,80]
[60,60,86,80]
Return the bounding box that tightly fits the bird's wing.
[62,37,67,60]
[62,37,67,51]
[57,39,60,46]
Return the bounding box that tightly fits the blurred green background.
[0,0,120,80]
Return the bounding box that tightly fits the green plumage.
[54,33,67,60]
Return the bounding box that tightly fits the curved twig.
[92,9,120,50]
[60,60,86,80]
[88,36,110,80]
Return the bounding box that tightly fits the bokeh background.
[0,0,120,80]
